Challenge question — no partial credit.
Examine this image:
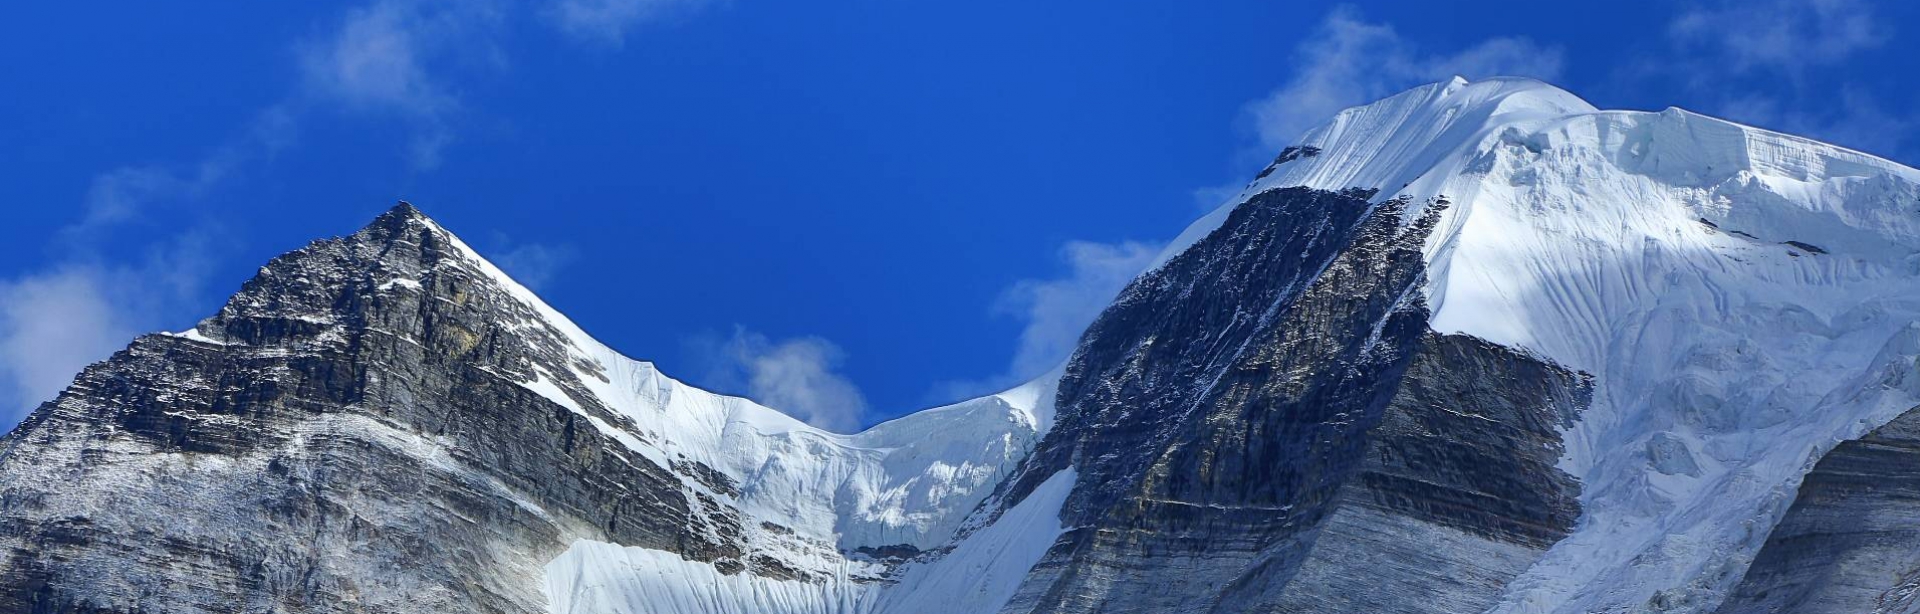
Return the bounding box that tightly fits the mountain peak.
[1197,77,1920,611]
[388,199,421,217]
[358,199,441,239]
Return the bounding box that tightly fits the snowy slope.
[544,468,1079,614]
[1186,77,1920,613]
[384,221,1062,612]
[448,220,1049,550]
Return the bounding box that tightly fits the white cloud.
[1669,0,1887,75]
[699,328,868,432]
[301,2,443,113]
[289,0,716,166]
[74,168,187,233]
[544,0,710,47]
[0,269,134,415]
[297,0,509,168]
[1246,5,1564,151]
[71,141,250,241]
[997,241,1162,380]
[1651,0,1906,158]
[491,241,579,291]
[933,239,1161,402]
[1721,87,1914,158]
[0,151,227,424]
[0,234,213,423]
[298,0,512,113]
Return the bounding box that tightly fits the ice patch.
[543,542,872,614]
[868,467,1077,614]
[541,467,1078,614]
[162,328,226,345]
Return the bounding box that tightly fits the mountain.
[0,204,1048,614]
[4,77,1920,613]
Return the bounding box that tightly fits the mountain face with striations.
[6,77,1920,614]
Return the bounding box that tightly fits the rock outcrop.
[986,186,1587,614]
[1716,404,1920,614]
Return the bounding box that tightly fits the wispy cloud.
[695,328,869,432]
[543,0,714,48]
[933,239,1161,402]
[489,240,579,291]
[297,0,510,169]
[0,233,214,421]
[69,110,291,242]
[996,241,1162,381]
[0,269,134,415]
[1669,0,1887,76]
[1246,5,1564,152]
[1719,87,1915,156]
[74,168,211,235]
[288,0,717,165]
[1646,0,1906,157]
[301,2,449,113]
[0,94,307,425]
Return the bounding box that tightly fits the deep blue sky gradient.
[2,0,1915,428]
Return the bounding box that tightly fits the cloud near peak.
[1246,5,1565,152]
[696,328,870,433]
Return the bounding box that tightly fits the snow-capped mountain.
[4,77,1920,614]
[1211,77,1920,613]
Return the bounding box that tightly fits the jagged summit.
[344,199,434,245]
[383,198,424,218]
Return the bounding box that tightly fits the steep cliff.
[1715,404,1920,614]
[986,187,1586,614]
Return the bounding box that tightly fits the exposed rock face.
[1715,405,1920,614]
[1647,432,1704,477]
[0,205,744,613]
[985,187,1588,613]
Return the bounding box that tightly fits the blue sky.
[2,0,1915,430]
